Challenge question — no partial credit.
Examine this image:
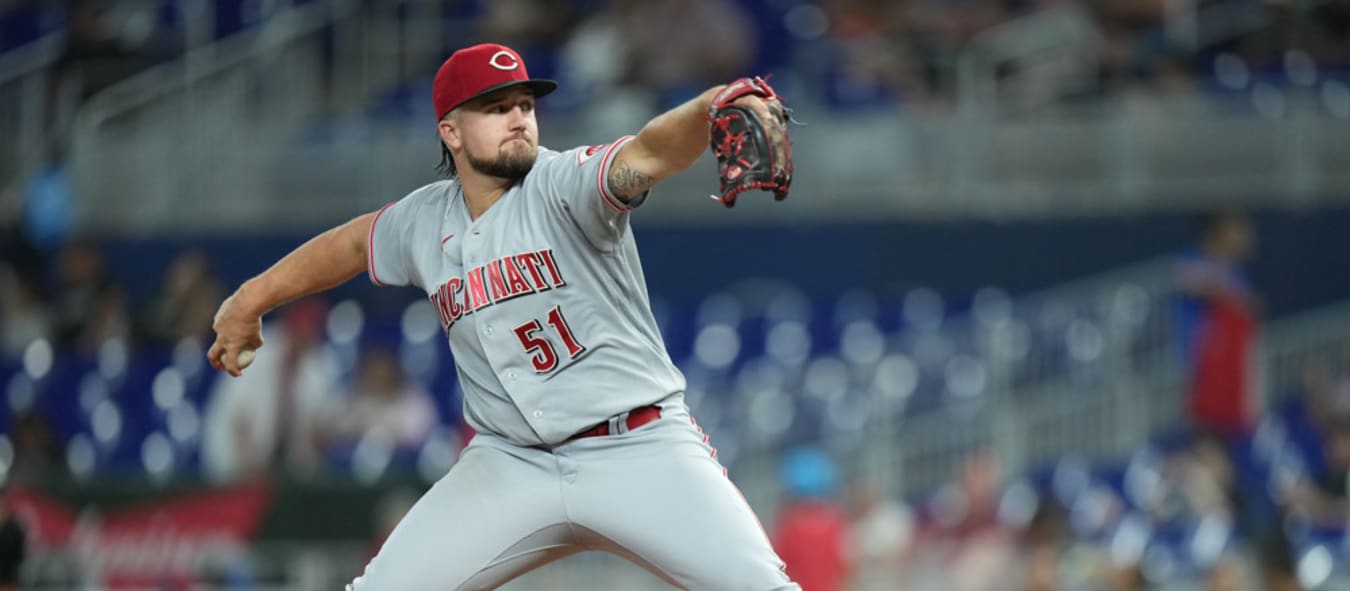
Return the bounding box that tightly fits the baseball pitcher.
[208,43,795,590]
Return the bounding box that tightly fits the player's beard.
[467,142,536,181]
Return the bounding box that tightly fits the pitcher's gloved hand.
[707,76,794,208]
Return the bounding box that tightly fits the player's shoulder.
[407,178,458,199]
[538,138,633,170]
[396,179,458,208]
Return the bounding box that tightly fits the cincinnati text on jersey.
[427,248,568,331]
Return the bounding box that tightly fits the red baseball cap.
[433,43,557,120]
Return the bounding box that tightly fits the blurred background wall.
[1,0,1349,590]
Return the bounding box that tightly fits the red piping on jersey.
[690,417,727,477]
[367,201,398,286]
[694,415,773,543]
[441,233,455,245]
[597,135,635,213]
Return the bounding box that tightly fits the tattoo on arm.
[608,157,656,203]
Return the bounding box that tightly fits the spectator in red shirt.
[771,446,854,591]
[1176,211,1259,438]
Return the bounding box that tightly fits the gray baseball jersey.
[367,136,685,446]
[354,136,798,590]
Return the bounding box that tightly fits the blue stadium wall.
[94,208,1346,319]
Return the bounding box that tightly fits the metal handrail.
[955,4,1103,109]
[0,32,67,198]
[70,0,360,137]
[0,32,65,85]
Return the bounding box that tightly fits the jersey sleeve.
[542,135,648,245]
[368,186,437,288]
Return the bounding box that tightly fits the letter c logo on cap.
[489,51,520,71]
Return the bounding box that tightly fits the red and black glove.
[707,76,794,208]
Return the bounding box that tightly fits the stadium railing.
[61,47,1350,232]
[0,33,65,197]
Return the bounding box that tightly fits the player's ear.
[438,115,462,151]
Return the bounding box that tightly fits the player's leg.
[346,434,581,591]
[560,404,799,591]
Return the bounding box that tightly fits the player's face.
[457,87,539,180]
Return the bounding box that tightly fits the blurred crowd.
[751,213,1349,591]
[0,238,218,360]
[768,364,1350,591]
[7,0,1350,116]
[0,223,449,489]
[475,0,1350,113]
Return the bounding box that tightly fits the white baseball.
[237,349,256,369]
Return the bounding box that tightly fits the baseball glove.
[707,76,793,208]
